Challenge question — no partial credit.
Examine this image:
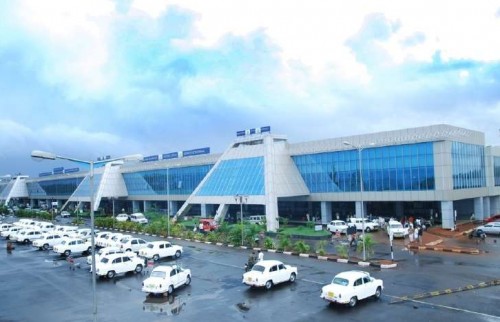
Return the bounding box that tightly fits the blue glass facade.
[197,157,265,196]
[493,157,500,187]
[26,177,84,197]
[72,175,102,197]
[452,142,486,189]
[292,142,435,192]
[123,165,212,196]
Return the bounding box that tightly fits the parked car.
[199,218,218,231]
[142,265,192,296]
[97,232,123,248]
[53,238,92,256]
[247,215,265,225]
[95,232,112,247]
[476,222,500,235]
[386,221,408,238]
[485,214,500,223]
[129,213,148,224]
[102,233,126,248]
[60,211,71,218]
[86,246,136,265]
[348,218,379,232]
[95,253,144,278]
[32,233,65,250]
[327,220,349,234]
[11,229,43,243]
[116,213,130,222]
[1,226,23,239]
[119,237,148,252]
[35,222,55,233]
[139,241,183,261]
[320,270,383,307]
[0,223,12,231]
[242,259,297,290]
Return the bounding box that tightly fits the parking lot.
[1,224,499,322]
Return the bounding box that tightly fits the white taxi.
[95,253,144,278]
[138,241,183,261]
[242,259,297,290]
[142,265,192,296]
[320,270,383,307]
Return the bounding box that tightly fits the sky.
[1,0,500,177]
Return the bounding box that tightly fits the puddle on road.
[142,294,186,316]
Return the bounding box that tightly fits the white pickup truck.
[348,218,379,232]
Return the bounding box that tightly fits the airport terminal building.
[1,124,500,232]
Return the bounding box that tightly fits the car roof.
[334,270,370,280]
[102,252,133,260]
[151,265,177,273]
[254,260,284,267]
[148,241,171,245]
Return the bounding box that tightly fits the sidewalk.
[408,222,481,254]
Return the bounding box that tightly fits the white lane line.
[300,278,325,285]
[385,293,500,319]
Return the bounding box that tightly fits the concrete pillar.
[474,197,485,220]
[132,201,140,213]
[200,204,208,218]
[214,204,229,223]
[143,201,152,213]
[395,202,404,218]
[320,201,332,225]
[265,200,279,232]
[441,201,454,229]
[490,196,500,216]
[354,201,367,218]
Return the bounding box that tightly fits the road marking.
[385,293,500,319]
[300,278,324,285]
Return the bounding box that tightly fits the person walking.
[408,226,414,244]
[258,250,264,262]
[67,255,75,270]
[414,226,420,244]
[418,225,424,244]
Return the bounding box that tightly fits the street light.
[31,150,142,322]
[234,194,248,246]
[343,141,373,261]
[166,166,170,237]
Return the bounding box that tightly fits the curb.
[95,227,398,268]
[408,244,480,254]
[390,279,500,304]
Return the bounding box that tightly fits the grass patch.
[279,226,330,237]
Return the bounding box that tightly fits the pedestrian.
[418,225,423,244]
[414,226,420,244]
[198,221,204,233]
[408,226,414,244]
[258,250,264,262]
[67,255,75,270]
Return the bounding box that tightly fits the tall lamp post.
[31,150,142,322]
[234,194,247,246]
[166,166,170,237]
[343,141,373,261]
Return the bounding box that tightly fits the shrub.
[277,234,291,251]
[293,240,311,253]
[357,234,375,259]
[315,240,328,256]
[335,244,349,258]
[264,237,275,249]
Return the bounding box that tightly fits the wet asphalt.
[0,223,499,322]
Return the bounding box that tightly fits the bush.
[264,237,275,250]
[315,240,328,256]
[357,234,375,259]
[293,240,310,253]
[277,234,291,251]
[335,244,349,258]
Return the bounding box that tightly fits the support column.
[132,201,140,213]
[441,201,454,229]
[200,204,208,218]
[490,196,500,216]
[265,200,279,232]
[143,201,152,213]
[474,197,485,221]
[395,202,404,218]
[320,201,332,225]
[354,201,367,218]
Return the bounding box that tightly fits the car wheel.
[365,227,372,233]
[42,243,49,251]
[289,273,296,283]
[64,250,71,257]
[168,285,174,294]
[348,296,358,307]
[153,254,160,261]
[174,250,181,258]
[265,280,273,290]
[87,247,92,254]
[374,287,382,299]
[126,248,132,252]
[107,271,116,279]
[135,264,143,273]
[185,275,191,286]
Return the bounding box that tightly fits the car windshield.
[150,271,166,278]
[146,244,154,249]
[332,277,349,286]
[390,223,402,229]
[100,258,110,264]
[251,265,265,273]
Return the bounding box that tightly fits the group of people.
[408,224,424,244]
[247,250,264,269]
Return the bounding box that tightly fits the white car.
[129,213,148,224]
[60,211,71,218]
[348,218,379,232]
[242,259,297,290]
[0,223,12,231]
[142,265,192,296]
[54,225,79,237]
[32,233,65,250]
[95,232,112,247]
[86,247,136,265]
[1,226,23,239]
[119,237,148,252]
[139,241,183,261]
[320,270,383,307]
[116,214,129,222]
[95,253,144,278]
[477,222,500,235]
[53,238,92,256]
[35,222,55,233]
[386,221,408,238]
[102,233,127,248]
[11,229,43,243]
[97,232,123,248]
[327,220,349,234]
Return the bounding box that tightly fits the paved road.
[0,230,499,322]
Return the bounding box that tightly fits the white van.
[129,213,148,224]
[248,215,265,225]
